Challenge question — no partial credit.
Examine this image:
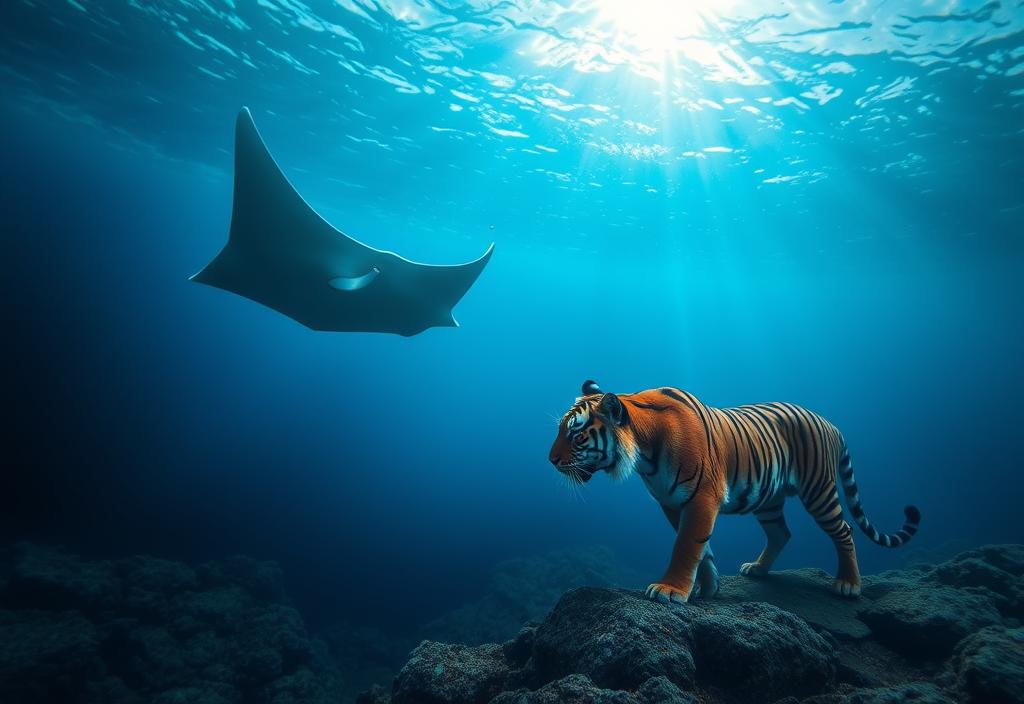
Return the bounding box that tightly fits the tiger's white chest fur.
[633,453,693,510]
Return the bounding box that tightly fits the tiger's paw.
[645,582,690,605]
[739,561,770,577]
[832,578,861,598]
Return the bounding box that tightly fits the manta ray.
[191,108,494,336]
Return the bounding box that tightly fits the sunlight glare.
[594,0,720,54]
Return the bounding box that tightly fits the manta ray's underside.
[191,108,494,336]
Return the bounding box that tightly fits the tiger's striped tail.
[838,449,920,548]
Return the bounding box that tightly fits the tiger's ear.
[582,380,603,395]
[597,393,629,426]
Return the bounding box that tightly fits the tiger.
[548,380,920,603]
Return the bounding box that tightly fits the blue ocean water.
[2,0,1022,641]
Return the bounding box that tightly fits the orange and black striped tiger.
[548,381,920,603]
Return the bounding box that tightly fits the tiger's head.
[549,380,638,484]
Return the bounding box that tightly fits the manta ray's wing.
[191,108,494,336]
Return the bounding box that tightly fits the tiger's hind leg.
[740,501,790,578]
[802,485,861,597]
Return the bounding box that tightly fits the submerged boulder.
[858,585,1003,659]
[0,544,342,704]
[716,567,871,640]
[364,544,1024,704]
[4,542,1022,704]
[836,682,956,704]
[380,586,837,704]
[532,587,835,699]
[530,587,697,691]
[688,599,836,698]
[0,609,104,701]
[391,641,512,704]
[2,544,121,614]
[930,545,1024,618]
[951,625,1024,704]
[780,682,958,704]
[490,673,696,704]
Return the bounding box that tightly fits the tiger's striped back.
[701,399,919,548]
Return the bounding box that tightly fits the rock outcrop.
[328,546,644,699]
[1,543,1022,704]
[362,544,1024,704]
[951,625,1024,703]
[0,544,342,704]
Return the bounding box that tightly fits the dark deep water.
[2,0,1023,694]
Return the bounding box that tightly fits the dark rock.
[689,600,836,699]
[857,569,927,601]
[266,666,341,704]
[3,544,122,614]
[118,555,198,620]
[347,547,645,698]
[832,638,928,690]
[119,624,192,691]
[530,587,697,691]
[0,609,104,703]
[836,682,956,703]
[934,556,1015,593]
[148,683,237,704]
[149,683,240,704]
[931,545,1024,617]
[0,544,342,704]
[858,586,1003,658]
[6,541,1024,704]
[635,675,698,703]
[489,674,636,704]
[717,568,872,640]
[82,675,145,704]
[391,641,511,704]
[373,544,1024,703]
[356,683,392,704]
[225,605,315,683]
[119,556,199,595]
[792,695,841,704]
[502,623,538,667]
[198,556,285,603]
[488,674,696,704]
[952,625,1024,703]
[964,544,1024,576]
[171,585,251,634]
[531,587,835,699]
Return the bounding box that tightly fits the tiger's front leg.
[646,497,720,604]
